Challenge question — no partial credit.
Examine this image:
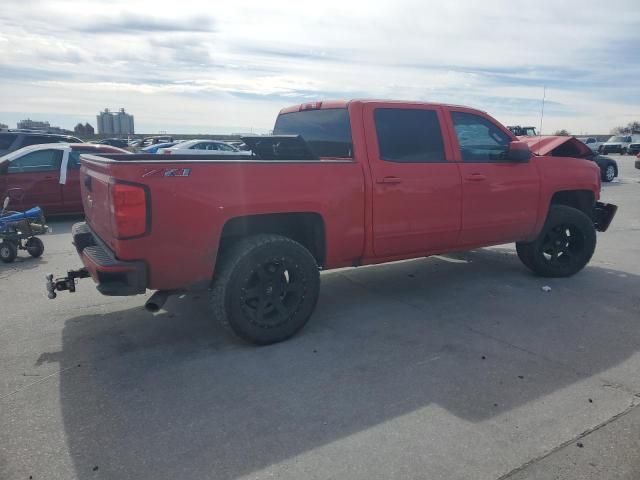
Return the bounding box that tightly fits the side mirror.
[507,141,531,162]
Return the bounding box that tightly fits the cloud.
[78,12,216,33]
[0,0,638,134]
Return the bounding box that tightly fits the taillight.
[109,182,149,239]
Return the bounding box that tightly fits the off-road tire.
[210,234,320,345]
[516,205,596,277]
[26,237,44,258]
[0,241,18,263]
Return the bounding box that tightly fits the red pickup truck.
[47,100,617,344]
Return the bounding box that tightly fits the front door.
[363,103,462,257]
[447,109,540,246]
[6,149,63,213]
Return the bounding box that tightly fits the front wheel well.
[549,190,595,216]
[217,212,326,267]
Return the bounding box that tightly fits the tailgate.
[79,154,118,250]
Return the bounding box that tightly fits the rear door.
[60,149,83,213]
[446,108,540,246]
[6,149,63,213]
[363,103,462,257]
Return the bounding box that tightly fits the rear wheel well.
[218,213,325,267]
[550,190,595,216]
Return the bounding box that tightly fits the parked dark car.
[0,132,82,157]
[591,154,618,182]
[96,138,129,148]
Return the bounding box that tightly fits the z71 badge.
[142,168,191,178]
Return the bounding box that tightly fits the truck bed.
[79,153,366,290]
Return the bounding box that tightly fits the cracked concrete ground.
[1,154,639,480]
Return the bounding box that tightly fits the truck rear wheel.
[516,205,596,277]
[210,234,320,345]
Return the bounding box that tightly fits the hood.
[517,135,592,158]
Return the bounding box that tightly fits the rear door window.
[374,108,445,163]
[68,151,81,169]
[8,150,63,173]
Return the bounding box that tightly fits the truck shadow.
[0,255,47,276]
[46,215,84,236]
[41,248,640,479]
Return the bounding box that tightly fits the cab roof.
[278,99,486,115]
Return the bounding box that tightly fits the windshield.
[273,108,353,158]
[608,136,627,142]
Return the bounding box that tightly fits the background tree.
[611,121,640,135]
[554,129,571,136]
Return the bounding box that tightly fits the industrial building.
[17,119,51,130]
[96,108,135,135]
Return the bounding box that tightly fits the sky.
[0,0,639,135]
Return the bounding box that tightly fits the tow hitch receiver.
[46,268,91,299]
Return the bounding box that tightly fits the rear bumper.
[593,202,618,232]
[72,222,147,296]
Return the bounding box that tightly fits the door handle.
[44,175,55,180]
[465,173,486,182]
[376,176,402,184]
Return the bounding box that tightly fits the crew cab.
[47,100,617,345]
[0,143,130,214]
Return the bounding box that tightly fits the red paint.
[76,100,602,292]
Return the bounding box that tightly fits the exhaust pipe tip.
[145,302,161,313]
[145,290,170,313]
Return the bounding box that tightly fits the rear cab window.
[373,108,445,163]
[273,108,353,158]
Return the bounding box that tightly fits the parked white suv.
[600,135,638,155]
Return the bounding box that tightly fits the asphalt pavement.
[1,154,639,480]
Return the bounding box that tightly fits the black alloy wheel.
[211,234,320,344]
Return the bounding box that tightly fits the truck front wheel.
[210,234,320,345]
[516,205,596,277]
